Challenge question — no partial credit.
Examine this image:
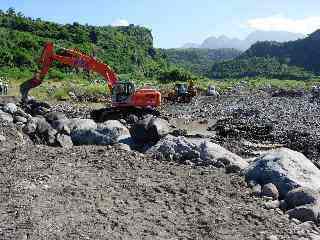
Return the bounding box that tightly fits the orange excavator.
[20,42,161,111]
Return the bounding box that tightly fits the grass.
[195,77,320,93]
[3,72,320,102]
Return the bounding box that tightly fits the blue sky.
[1,0,320,48]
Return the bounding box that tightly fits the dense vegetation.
[211,57,314,80]
[241,30,320,74]
[160,48,241,76]
[0,8,170,81]
[0,8,319,101]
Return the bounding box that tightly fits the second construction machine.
[20,42,161,121]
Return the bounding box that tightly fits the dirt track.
[1,91,320,239]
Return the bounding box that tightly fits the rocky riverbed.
[1,90,320,239]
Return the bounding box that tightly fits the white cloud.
[247,15,320,34]
[111,19,129,27]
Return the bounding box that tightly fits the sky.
[0,0,320,48]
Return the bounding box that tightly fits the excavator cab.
[175,83,188,96]
[111,81,135,105]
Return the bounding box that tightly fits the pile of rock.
[0,101,172,150]
[246,148,320,224]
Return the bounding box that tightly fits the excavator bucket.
[20,77,42,102]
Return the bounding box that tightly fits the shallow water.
[169,117,216,137]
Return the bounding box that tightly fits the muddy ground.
[1,91,320,239]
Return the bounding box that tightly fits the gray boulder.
[68,118,97,132]
[148,135,199,161]
[46,128,58,146]
[72,120,131,146]
[14,115,27,124]
[71,129,116,146]
[262,183,279,200]
[3,103,17,114]
[45,112,67,123]
[245,148,320,197]
[51,119,71,135]
[287,204,320,223]
[196,140,248,170]
[51,118,96,135]
[15,108,29,119]
[252,184,262,197]
[148,135,247,169]
[127,114,139,124]
[35,117,52,135]
[56,134,73,148]
[264,200,280,210]
[0,135,6,142]
[23,117,58,145]
[285,187,320,209]
[130,117,170,144]
[98,120,130,141]
[23,118,38,134]
[0,110,13,123]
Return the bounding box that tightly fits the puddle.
[170,118,216,137]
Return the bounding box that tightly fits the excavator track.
[90,106,161,122]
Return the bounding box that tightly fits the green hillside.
[241,30,320,74]
[161,48,241,77]
[210,57,314,80]
[0,8,168,80]
[208,30,320,80]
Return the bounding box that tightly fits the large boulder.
[287,204,320,223]
[68,118,97,132]
[72,120,131,146]
[14,115,27,124]
[51,119,71,135]
[23,118,38,135]
[56,134,73,148]
[0,110,13,123]
[245,148,320,198]
[130,117,170,144]
[285,187,320,209]
[148,135,200,162]
[45,112,67,123]
[23,117,57,145]
[71,129,116,146]
[98,120,130,141]
[51,118,97,135]
[15,108,30,119]
[197,140,248,170]
[262,183,279,200]
[2,103,17,114]
[147,135,247,169]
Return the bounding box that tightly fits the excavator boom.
[20,42,161,110]
[20,42,118,100]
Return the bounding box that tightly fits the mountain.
[181,31,305,51]
[241,29,320,73]
[181,43,200,48]
[246,30,305,44]
[208,30,320,79]
[201,35,246,51]
[161,48,242,76]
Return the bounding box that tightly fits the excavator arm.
[20,42,118,101]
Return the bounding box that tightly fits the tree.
[89,29,98,44]
[6,7,16,16]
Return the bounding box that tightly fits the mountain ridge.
[181,30,305,51]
